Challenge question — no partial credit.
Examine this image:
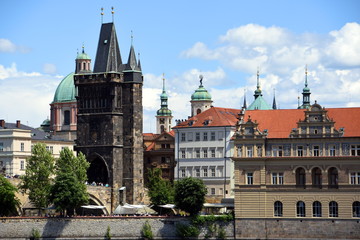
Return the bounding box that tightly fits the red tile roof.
[173,107,239,128]
[172,106,360,138]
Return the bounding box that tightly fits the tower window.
[64,110,70,125]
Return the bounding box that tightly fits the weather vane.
[111,6,115,22]
[101,7,104,23]
[199,74,203,86]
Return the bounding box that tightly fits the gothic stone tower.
[74,22,144,211]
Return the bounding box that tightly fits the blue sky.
[1,0,360,132]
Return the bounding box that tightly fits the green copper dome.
[76,48,91,60]
[52,72,76,103]
[157,107,172,116]
[191,84,212,101]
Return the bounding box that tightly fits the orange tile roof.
[173,106,360,138]
[173,107,239,128]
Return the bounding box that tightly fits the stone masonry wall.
[235,218,360,239]
[0,217,234,240]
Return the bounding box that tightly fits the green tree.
[19,143,55,215]
[146,168,174,206]
[174,177,207,216]
[49,148,89,216]
[0,175,20,216]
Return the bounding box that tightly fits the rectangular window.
[350,172,360,184]
[211,188,216,195]
[237,145,242,157]
[297,146,304,157]
[272,172,284,185]
[195,132,200,141]
[210,132,216,141]
[181,150,186,158]
[351,145,360,156]
[20,160,25,170]
[188,133,193,141]
[203,168,208,177]
[211,149,216,158]
[0,142,3,152]
[181,133,186,142]
[195,168,200,177]
[313,145,320,156]
[203,132,208,141]
[196,149,200,158]
[329,145,336,156]
[247,146,253,157]
[218,131,224,140]
[247,172,253,185]
[64,110,70,125]
[50,146,53,154]
[20,143,24,152]
[272,146,283,157]
[181,169,186,178]
[210,168,216,177]
[218,147,223,158]
[217,167,223,177]
[203,149,208,158]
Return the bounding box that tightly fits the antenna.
[101,7,104,23]
[111,6,115,22]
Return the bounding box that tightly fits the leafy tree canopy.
[50,148,89,215]
[19,143,55,212]
[174,177,207,216]
[146,168,174,206]
[0,175,20,216]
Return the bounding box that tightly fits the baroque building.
[74,22,144,210]
[232,102,360,224]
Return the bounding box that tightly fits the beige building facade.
[232,103,360,220]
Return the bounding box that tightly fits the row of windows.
[180,131,225,142]
[0,142,25,152]
[206,187,225,196]
[273,201,360,218]
[180,166,224,178]
[180,148,224,159]
[246,168,360,186]
[237,144,360,157]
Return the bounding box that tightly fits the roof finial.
[256,67,260,89]
[272,88,277,109]
[162,73,166,92]
[305,64,308,87]
[111,6,114,22]
[131,30,133,46]
[243,88,247,109]
[101,7,104,23]
[82,43,85,53]
[199,74,203,86]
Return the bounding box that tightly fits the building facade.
[232,103,360,219]
[174,106,237,202]
[0,120,74,177]
[74,22,144,210]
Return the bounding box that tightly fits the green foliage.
[19,143,55,213]
[146,168,174,206]
[0,175,20,216]
[174,177,207,216]
[49,148,89,215]
[30,228,41,240]
[191,214,233,226]
[217,226,226,240]
[175,223,200,239]
[141,221,154,240]
[105,225,111,240]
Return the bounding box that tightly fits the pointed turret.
[247,70,272,110]
[93,23,122,73]
[123,34,142,83]
[272,89,277,109]
[298,66,311,109]
[125,45,141,71]
[242,89,247,109]
[156,74,173,133]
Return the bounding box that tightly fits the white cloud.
[0,63,61,128]
[0,39,30,53]
[43,63,57,74]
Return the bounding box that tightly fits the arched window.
[160,125,165,133]
[353,201,360,218]
[328,167,338,188]
[329,201,338,217]
[296,167,306,187]
[312,167,322,188]
[296,201,306,217]
[274,201,283,217]
[83,62,86,70]
[197,109,201,115]
[313,201,322,217]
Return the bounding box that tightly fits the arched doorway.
[87,154,109,186]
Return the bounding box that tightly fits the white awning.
[81,205,106,209]
[158,204,176,209]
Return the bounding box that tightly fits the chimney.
[16,120,21,128]
[0,120,4,128]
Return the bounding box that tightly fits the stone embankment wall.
[0,216,234,240]
[235,218,360,239]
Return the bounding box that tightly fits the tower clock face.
[160,118,165,124]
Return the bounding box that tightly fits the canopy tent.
[113,204,156,215]
[81,205,106,210]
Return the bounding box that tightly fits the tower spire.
[156,73,173,133]
[254,68,262,99]
[242,88,247,109]
[272,88,277,109]
[298,65,311,109]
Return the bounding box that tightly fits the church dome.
[191,84,212,101]
[52,72,76,103]
[157,107,172,116]
[76,51,91,60]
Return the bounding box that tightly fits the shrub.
[105,225,111,240]
[141,221,154,240]
[176,223,200,239]
[30,228,41,240]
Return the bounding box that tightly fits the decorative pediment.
[234,115,267,139]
